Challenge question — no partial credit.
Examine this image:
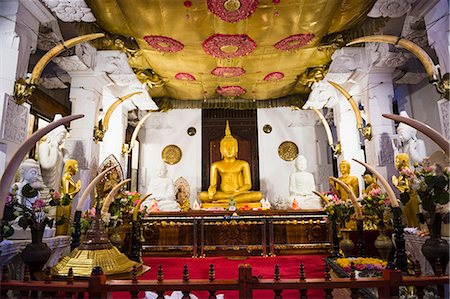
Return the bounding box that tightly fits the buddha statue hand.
[207,186,216,201]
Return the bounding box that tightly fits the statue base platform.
[201,202,262,209]
[142,210,330,257]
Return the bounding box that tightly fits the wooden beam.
[29,88,70,119]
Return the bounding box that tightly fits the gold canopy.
[84,0,375,101]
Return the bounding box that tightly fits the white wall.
[139,109,202,204]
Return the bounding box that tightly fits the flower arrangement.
[336,257,387,275]
[361,188,391,229]
[3,186,59,237]
[322,191,354,229]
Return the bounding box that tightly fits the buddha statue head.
[65,159,79,175]
[363,170,376,187]
[339,160,351,176]
[395,153,410,170]
[220,121,238,159]
[19,159,41,186]
[397,111,417,142]
[295,155,307,172]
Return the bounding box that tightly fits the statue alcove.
[201,109,260,191]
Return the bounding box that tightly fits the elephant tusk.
[313,191,329,205]
[383,113,449,157]
[0,114,84,217]
[352,158,399,208]
[311,108,342,157]
[76,166,116,211]
[102,92,142,132]
[347,35,438,82]
[101,179,131,214]
[133,194,152,221]
[128,109,159,152]
[329,177,362,220]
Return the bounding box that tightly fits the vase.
[21,220,52,277]
[422,213,449,275]
[339,229,354,257]
[374,227,393,261]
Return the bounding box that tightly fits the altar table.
[141,210,330,257]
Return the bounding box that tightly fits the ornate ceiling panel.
[84,0,376,101]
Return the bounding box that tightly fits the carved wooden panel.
[202,109,259,191]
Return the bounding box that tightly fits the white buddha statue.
[289,155,322,210]
[143,163,180,212]
[393,111,427,167]
[38,114,69,194]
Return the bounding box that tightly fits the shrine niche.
[96,154,123,199]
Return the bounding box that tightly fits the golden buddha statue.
[329,160,359,200]
[392,153,419,227]
[200,121,262,209]
[363,171,380,195]
[56,159,81,235]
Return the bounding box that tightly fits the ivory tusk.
[76,166,116,211]
[133,193,152,221]
[383,113,449,157]
[0,114,84,217]
[101,179,131,214]
[129,109,159,151]
[347,35,438,82]
[352,158,399,208]
[328,81,363,130]
[311,108,334,147]
[31,33,105,84]
[313,191,329,205]
[329,177,362,220]
[103,92,142,132]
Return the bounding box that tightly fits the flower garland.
[207,0,259,23]
[175,72,196,81]
[211,67,245,77]
[336,257,387,273]
[274,33,315,51]
[203,34,256,58]
[143,35,184,53]
[216,85,246,97]
[263,72,284,81]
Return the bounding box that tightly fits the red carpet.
[114,255,326,299]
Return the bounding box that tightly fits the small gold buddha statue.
[392,153,420,227]
[56,159,81,235]
[200,121,262,209]
[363,171,380,195]
[329,160,359,200]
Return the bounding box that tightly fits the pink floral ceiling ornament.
[143,35,184,53]
[216,86,246,97]
[175,73,196,81]
[207,0,259,23]
[203,34,256,58]
[211,67,245,77]
[264,72,284,81]
[274,33,315,51]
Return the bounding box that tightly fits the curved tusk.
[128,109,159,151]
[383,113,449,157]
[101,179,131,214]
[352,158,399,208]
[76,166,116,211]
[329,177,362,220]
[347,35,438,82]
[103,92,142,132]
[312,108,334,147]
[313,191,329,205]
[328,81,363,130]
[0,114,84,217]
[31,33,105,85]
[133,193,152,221]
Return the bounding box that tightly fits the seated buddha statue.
[200,121,262,209]
[362,171,380,195]
[392,153,420,227]
[329,160,359,200]
[289,155,322,210]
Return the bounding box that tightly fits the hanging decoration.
[203,34,256,58]
[216,86,246,97]
[175,73,196,81]
[211,67,245,77]
[264,72,284,81]
[274,33,315,51]
[207,0,259,23]
[143,35,184,53]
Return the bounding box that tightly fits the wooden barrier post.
[88,266,107,298]
[238,264,253,299]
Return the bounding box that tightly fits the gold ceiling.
[85,0,375,101]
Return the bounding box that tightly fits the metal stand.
[71,210,82,251]
[391,207,407,272]
[356,219,365,257]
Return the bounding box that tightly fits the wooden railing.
[1,263,448,298]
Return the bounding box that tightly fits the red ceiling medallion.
[274,33,315,51]
[207,0,259,23]
[216,86,246,97]
[175,72,196,81]
[264,72,284,81]
[184,1,192,7]
[143,35,184,53]
[211,67,245,77]
[203,34,256,58]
